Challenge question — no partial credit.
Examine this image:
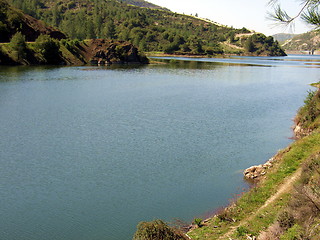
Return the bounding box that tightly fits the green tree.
[85,19,95,39]
[74,10,87,40]
[139,39,148,51]
[52,3,61,27]
[228,31,235,43]
[34,34,61,64]
[164,42,179,53]
[9,32,27,61]
[118,28,130,41]
[105,21,117,39]
[245,37,255,52]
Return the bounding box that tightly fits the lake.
[0,55,320,240]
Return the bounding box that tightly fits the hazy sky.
[147,0,313,35]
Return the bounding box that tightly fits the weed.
[236,225,249,237]
[193,218,203,228]
[280,224,304,240]
[278,211,295,230]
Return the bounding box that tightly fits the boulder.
[244,158,274,179]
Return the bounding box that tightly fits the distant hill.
[281,30,320,52]
[5,0,286,56]
[0,0,148,65]
[0,0,66,42]
[272,33,297,43]
[118,0,169,11]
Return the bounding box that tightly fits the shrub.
[304,90,316,105]
[217,208,234,222]
[280,224,304,240]
[193,218,202,227]
[67,2,76,9]
[278,211,295,230]
[245,38,255,53]
[164,43,179,54]
[133,219,187,240]
[34,34,61,64]
[236,226,249,237]
[297,89,320,127]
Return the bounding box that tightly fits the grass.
[220,42,244,55]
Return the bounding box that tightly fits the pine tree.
[106,21,117,39]
[245,37,255,53]
[9,32,27,61]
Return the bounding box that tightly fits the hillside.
[282,30,320,53]
[0,0,148,65]
[6,0,285,56]
[119,0,169,11]
[0,0,66,42]
[0,37,149,65]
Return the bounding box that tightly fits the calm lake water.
[1,55,320,240]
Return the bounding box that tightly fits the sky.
[147,0,314,36]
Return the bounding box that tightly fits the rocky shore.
[244,90,316,180]
[243,146,292,180]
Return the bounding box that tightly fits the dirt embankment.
[78,39,149,65]
[19,14,66,42]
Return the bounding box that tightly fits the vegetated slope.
[6,0,285,56]
[0,36,149,65]
[118,0,169,11]
[0,0,148,65]
[240,33,286,56]
[282,30,320,52]
[0,0,66,42]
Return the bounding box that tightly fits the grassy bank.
[189,132,320,239]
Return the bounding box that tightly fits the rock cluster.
[243,157,275,180]
[293,123,312,139]
[89,39,149,65]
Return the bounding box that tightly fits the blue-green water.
[0,55,320,240]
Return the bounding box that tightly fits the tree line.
[6,0,252,55]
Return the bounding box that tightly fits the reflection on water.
[151,54,320,68]
[0,55,320,240]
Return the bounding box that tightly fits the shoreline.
[184,124,300,232]
[146,52,284,59]
[187,85,320,239]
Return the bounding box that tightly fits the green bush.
[280,224,304,240]
[236,226,249,237]
[133,219,187,240]
[193,218,202,227]
[304,90,316,105]
[163,43,180,54]
[34,34,61,64]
